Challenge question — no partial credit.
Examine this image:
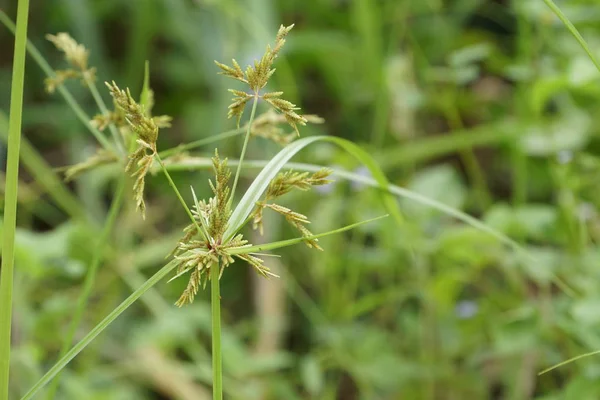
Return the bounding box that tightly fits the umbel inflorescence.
[46,25,333,307]
[169,24,332,306]
[215,24,307,134]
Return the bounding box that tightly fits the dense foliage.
[2,0,600,399]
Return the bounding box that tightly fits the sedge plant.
[5,16,554,400]
[15,23,390,400]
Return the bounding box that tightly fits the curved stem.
[44,176,126,400]
[230,95,258,203]
[211,262,223,400]
[0,0,30,398]
[86,79,126,155]
[154,153,206,239]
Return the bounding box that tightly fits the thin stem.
[210,263,223,400]
[44,176,126,400]
[543,0,600,73]
[230,95,258,203]
[158,127,245,158]
[0,10,115,153]
[0,0,30,398]
[154,153,206,239]
[86,79,126,154]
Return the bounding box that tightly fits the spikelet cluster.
[215,24,311,134]
[252,169,333,249]
[106,81,162,218]
[45,33,96,93]
[172,152,278,306]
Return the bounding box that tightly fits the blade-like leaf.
[543,0,600,73]
[224,136,401,241]
[164,156,575,296]
[229,215,388,254]
[167,157,518,249]
[20,260,179,400]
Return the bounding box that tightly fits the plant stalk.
[230,95,258,203]
[210,263,223,400]
[154,153,206,238]
[0,0,30,398]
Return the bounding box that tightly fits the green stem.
[86,79,126,154]
[43,176,126,400]
[0,0,30,398]
[0,10,115,153]
[230,95,258,203]
[158,127,245,158]
[210,262,223,400]
[543,0,600,73]
[154,153,206,238]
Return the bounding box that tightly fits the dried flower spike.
[45,33,96,92]
[215,24,313,134]
[106,81,161,218]
[252,168,333,241]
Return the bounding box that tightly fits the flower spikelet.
[107,81,160,218]
[216,24,314,133]
[207,150,232,240]
[262,91,307,135]
[265,203,322,250]
[227,90,253,126]
[252,168,333,236]
[106,81,158,147]
[45,33,96,92]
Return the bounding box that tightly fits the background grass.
[3,0,600,399]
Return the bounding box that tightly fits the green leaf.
[224,136,402,241]
[543,0,600,73]
[20,260,179,400]
[0,0,30,397]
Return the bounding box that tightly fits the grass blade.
[20,259,179,400]
[228,215,388,254]
[223,136,401,241]
[44,176,126,399]
[538,349,600,375]
[177,157,519,250]
[0,0,30,398]
[543,0,600,73]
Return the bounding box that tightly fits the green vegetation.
[2,0,600,399]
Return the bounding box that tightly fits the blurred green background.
[3,0,600,398]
